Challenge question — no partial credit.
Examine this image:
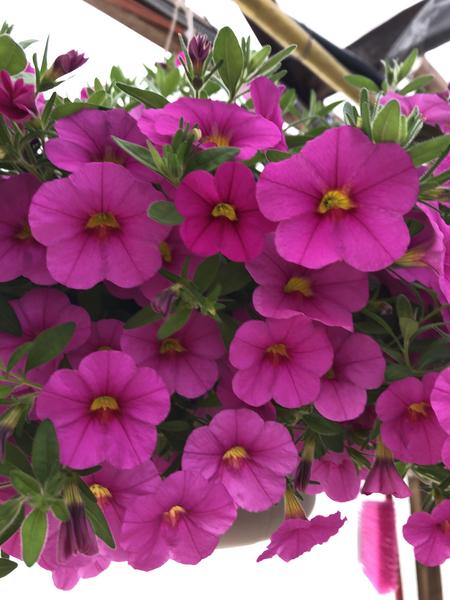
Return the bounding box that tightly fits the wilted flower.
[58,483,98,562]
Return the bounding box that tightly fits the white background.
[1,1,449,598]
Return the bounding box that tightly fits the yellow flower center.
[15,223,32,241]
[223,445,249,470]
[85,212,120,236]
[408,401,429,420]
[203,132,230,147]
[97,345,112,351]
[211,203,238,221]
[90,395,119,412]
[89,483,112,508]
[159,337,186,354]
[284,276,313,297]
[163,505,186,527]
[265,343,289,364]
[395,248,427,268]
[325,368,336,380]
[160,241,172,263]
[102,147,125,164]
[318,189,355,214]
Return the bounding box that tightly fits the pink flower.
[246,234,368,329]
[250,76,287,150]
[0,70,37,121]
[121,312,224,399]
[122,470,237,570]
[403,500,450,566]
[51,50,88,77]
[0,288,90,383]
[361,441,411,498]
[306,450,362,502]
[45,108,161,182]
[182,408,298,511]
[29,162,169,289]
[67,318,124,367]
[314,328,385,422]
[0,174,54,284]
[229,316,333,408]
[376,373,447,464]
[35,350,170,469]
[138,97,282,160]
[431,366,450,467]
[175,162,271,262]
[257,126,419,271]
[381,92,450,132]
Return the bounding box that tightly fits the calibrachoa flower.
[0,173,54,284]
[403,500,450,566]
[431,366,450,467]
[122,471,237,570]
[175,162,271,262]
[138,97,282,159]
[361,440,411,498]
[246,234,368,329]
[314,328,385,422]
[182,408,298,511]
[229,316,333,408]
[250,76,287,150]
[45,108,162,182]
[257,490,346,561]
[381,92,450,132]
[0,70,37,121]
[0,287,90,382]
[306,450,362,502]
[68,318,124,367]
[121,312,224,398]
[29,162,169,289]
[35,350,170,469]
[257,126,419,271]
[376,373,447,465]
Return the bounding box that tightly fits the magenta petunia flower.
[403,500,450,567]
[45,108,161,182]
[29,162,169,289]
[138,97,282,160]
[229,316,333,408]
[122,470,237,570]
[35,350,170,469]
[257,126,419,271]
[257,510,346,562]
[0,174,54,284]
[361,442,411,498]
[0,70,37,121]
[306,450,362,502]
[376,373,447,465]
[381,92,450,132]
[175,162,271,262]
[246,234,368,329]
[67,318,124,368]
[314,328,385,422]
[431,366,450,467]
[182,408,298,511]
[250,76,287,150]
[121,312,224,398]
[0,288,90,383]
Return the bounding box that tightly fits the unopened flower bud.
[188,34,212,76]
[294,438,315,492]
[0,406,22,461]
[58,482,98,562]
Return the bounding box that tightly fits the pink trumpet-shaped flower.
[250,76,287,150]
[431,366,450,467]
[403,500,450,567]
[67,318,124,367]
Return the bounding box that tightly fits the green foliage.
[0,34,27,74]
[25,322,75,371]
[147,201,183,225]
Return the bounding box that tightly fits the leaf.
[213,27,243,96]
[0,557,18,578]
[32,420,60,483]
[0,35,26,74]
[398,48,418,81]
[217,263,251,295]
[82,493,115,549]
[25,322,75,372]
[185,147,239,173]
[115,82,168,108]
[345,74,379,92]
[0,505,24,545]
[194,255,222,292]
[4,444,33,476]
[255,45,296,77]
[112,136,156,169]
[303,413,343,436]
[51,102,99,120]
[0,294,21,336]
[408,135,450,166]
[157,305,192,340]
[400,75,434,95]
[124,306,161,329]
[21,509,47,566]
[0,499,22,536]
[6,342,32,371]
[372,100,401,143]
[147,201,183,225]
[9,470,41,495]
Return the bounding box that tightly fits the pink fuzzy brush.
[359,496,403,598]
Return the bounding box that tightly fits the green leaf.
[345,74,379,92]
[0,499,22,535]
[147,201,183,225]
[50,500,70,522]
[400,75,434,95]
[398,48,418,81]
[255,45,296,77]
[51,102,99,120]
[115,82,168,108]
[21,509,47,566]
[0,557,18,578]
[9,469,41,496]
[185,147,239,173]
[248,45,271,73]
[408,135,450,166]
[0,35,26,74]
[32,420,60,483]
[157,305,192,340]
[124,306,161,329]
[194,255,221,292]
[25,322,75,372]
[0,294,21,336]
[303,413,343,436]
[372,99,401,143]
[158,420,191,433]
[213,27,243,96]
[217,263,251,295]
[82,493,115,549]
[0,505,24,545]
[6,342,32,371]
[112,136,156,169]
[396,294,414,319]
[4,444,33,476]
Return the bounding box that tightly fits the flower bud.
[188,34,212,76]
[0,406,22,460]
[57,482,98,562]
[294,438,315,492]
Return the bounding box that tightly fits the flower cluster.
[0,28,449,590]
